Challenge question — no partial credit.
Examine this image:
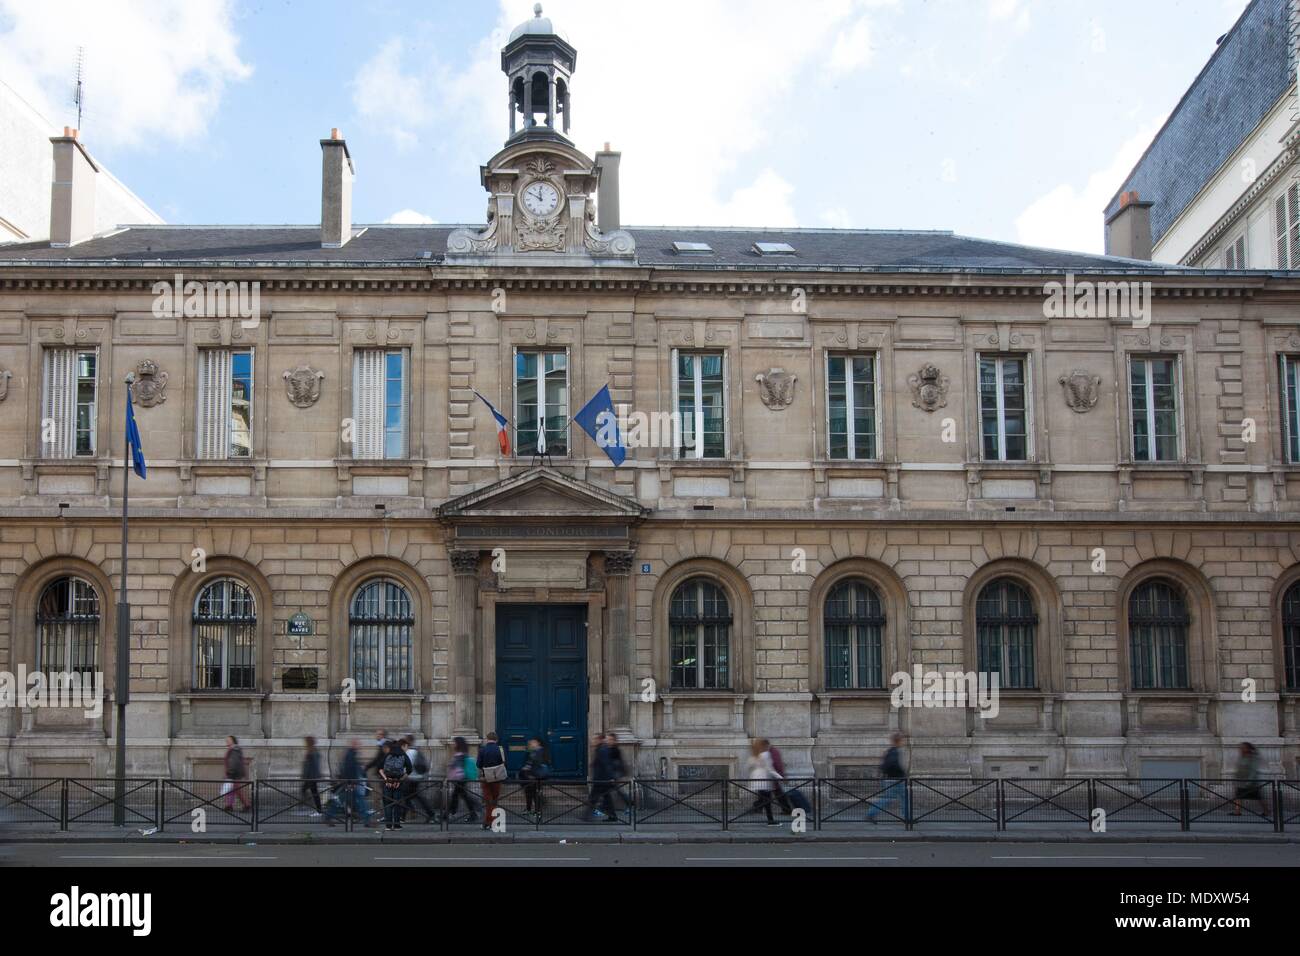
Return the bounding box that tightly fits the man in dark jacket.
[588,732,624,823]
[866,733,909,823]
[330,739,371,826]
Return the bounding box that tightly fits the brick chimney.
[49,128,98,248]
[1105,189,1154,260]
[320,128,354,249]
[594,143,621,233]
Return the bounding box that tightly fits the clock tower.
[446,4,635,264]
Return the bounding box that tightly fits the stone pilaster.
[604,550,636,734]
[449,549,481,737]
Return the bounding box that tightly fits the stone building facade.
[0,8,1298,783]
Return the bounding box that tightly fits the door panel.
[495,604,588,779]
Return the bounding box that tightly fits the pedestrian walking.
[587,731,623,823]
[301,736,323,816]
[866,733,909,824]
[326,739,371,826]
[447,737,481,824]
[764,738,811,816]
[400,736,438,824]
[379,739,412,830]
[746,739,781,825]
[364,729,389,818]
[520,736,549,819]
[1232,741,1268,817]
[477,732,508,829]
[222,735,252,813]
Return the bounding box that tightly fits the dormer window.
[753,241,796,256]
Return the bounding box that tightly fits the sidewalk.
[3,823,1295,845]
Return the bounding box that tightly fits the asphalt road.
[2,841,1297,866]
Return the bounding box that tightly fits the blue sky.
[0,0,1254,252]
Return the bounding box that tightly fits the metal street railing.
[0,775,1292,833]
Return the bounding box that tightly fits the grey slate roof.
[0,224,1195,274]
[1104,0,1292,246]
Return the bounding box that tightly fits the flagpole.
[114,373,134,826]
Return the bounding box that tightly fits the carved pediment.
[436,467,649,522]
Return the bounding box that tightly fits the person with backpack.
[519,736,549,820]
[364,729,389,817]
[764,739,811,816]
[378,739,412,830]
[866,733,909,824]
[223,735,252,813]
[400,736,437,824]
[447,736,480,824]
[476,732,508,830]
[301,736,324,816]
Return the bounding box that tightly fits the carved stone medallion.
[283,365,325,409]
[131,360,169,408]
[908,364,949,413]
[1059,370,1102,414]
[755,368,797,410]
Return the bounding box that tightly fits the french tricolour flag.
[473,391,511,457]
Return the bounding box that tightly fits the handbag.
[483,762,508,783]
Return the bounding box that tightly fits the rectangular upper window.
[674,350,726,460]
[978,354,1030,462]
[1129,356,1181,463]
[197,348,253,460]
[826,353,878,461]
[42,347,97,459]
[753,241,796,256]
[1281,355,1300,464]
[353,349,408,460]
[1222,233,1246,269]
[1276,184,1300,269]
[514,349,568,458]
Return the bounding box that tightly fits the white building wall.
[0,78,162,242]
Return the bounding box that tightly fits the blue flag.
[126,393,147,479]
[573,385,626,466]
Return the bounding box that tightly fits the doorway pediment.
[436,466,649,522]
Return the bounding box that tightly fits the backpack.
[413,753,429,776]
[463,757,480,782]
[382,752,407,780]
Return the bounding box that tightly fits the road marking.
[60,854,279,861]
[374,856,591,862]
[991,855,1203,861]
[686,856,898,862]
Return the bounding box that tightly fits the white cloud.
[351,0,893,227]
[1013,121,1163,255]
[0,0,251,149]
[385,209,438,224]
[820,206,854,229]
[829,16,875,74]
[988,0,1030,33]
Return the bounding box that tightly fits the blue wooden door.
[496,604,588,779]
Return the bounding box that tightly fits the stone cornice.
[0,271,1290,299]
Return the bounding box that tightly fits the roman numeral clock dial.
[522,181,560,217]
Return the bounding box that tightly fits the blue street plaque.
[287,613,314,637]
[641,563,652,574]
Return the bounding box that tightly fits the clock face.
[522,181,560,218]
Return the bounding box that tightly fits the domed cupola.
[503,3,576,145]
